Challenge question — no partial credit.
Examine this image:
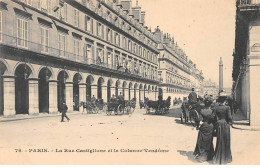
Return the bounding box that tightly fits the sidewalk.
[0,111,83,122]
[232,110,260,131]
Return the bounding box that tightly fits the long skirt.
[194,122,214,162]
[213,120,232,165]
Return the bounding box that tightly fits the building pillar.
[140,89,144,102]
[79,83,86,112]
[249,56,260,126]
[2,76,15,117]
[28,78,39,115]
[111,86,116,97]
[65,82,74,112]
[102,85,108,103]
[125,88,129,100]
[130,88,135,100]
[91,84,98,98]
[49,80,58,114]
[135,89,140,108]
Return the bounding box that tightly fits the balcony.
[239,0,260,11]
[0,33,159,81]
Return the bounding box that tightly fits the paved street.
[0,107,260,165]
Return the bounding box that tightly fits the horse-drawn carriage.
[80,98,107,114]
[180,97,204,128]
[145,96,171,115]
[106,98,136,115]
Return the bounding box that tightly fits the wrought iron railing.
[0,33,159,80]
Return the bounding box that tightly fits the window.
[97,22,104,38]
[17,18,28,48]
[58,33,66,56]
[60,3,67,22]
[128,40,132,52]
[73,38,80,60]
[107,28,112,43]
[115,33,120,46]
[73,9,79,27]
[36,0,41,9]
[84,43,92,63]
[0,12,2,42]
[97,48,104,65]
[143,49,146,58]
[85,15,93,33]
[40,27,49,52]
[123,37,126,49]
[139,46,142,57]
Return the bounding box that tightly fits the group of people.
[188,88,233,164]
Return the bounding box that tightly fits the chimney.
[121,0,132,15]
[132,0,141,22]
[141,11,145,25]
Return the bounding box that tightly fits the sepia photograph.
[0,0,260,165]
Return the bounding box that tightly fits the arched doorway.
[86,75,94,101]
[107,79,112,102]
[159,88,163,97]
[122,81,127,99]
[144,84,147,99]
[97,77,104,99]
[57,70,68,112]
[0,61,7,115]
[73,73,82,111]
[115,80,120,97]
[38,68,52,113]
[15,64,32,114]
[129,82,132,101]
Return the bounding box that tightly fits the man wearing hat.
[188,88,198,104]
[61,101,70,122]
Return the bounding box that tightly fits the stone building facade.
[233,0,260,126]
[153,27,204,101]
[0,0,160,117]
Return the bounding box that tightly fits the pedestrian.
[193,97,215,162]
[212,94,233,165]
[61,102,70,122]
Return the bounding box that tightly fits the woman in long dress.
[212,96,233,165]
[193,98,215,162]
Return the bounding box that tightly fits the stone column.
[219,57,223,92]
[79,83,86,112]
[125,88,129,100]
[65,82,74,112]
[249,56,260,126]
[135,89,140,108]
[130,88,135,100]
[102,85,108,103]
[91,84,98,98]
[2,76,15,117]
[49,80,58,114]
[28,78,39,115]
[111,86,116,97]
[140,89,144,102]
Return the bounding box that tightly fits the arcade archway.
[0,61,7,115]
[57,71,68,112]
[15,64,32,114]
[86,75,94,101]
[115,80,120,97]
[73,73,82,111]
[107,79,112,101]
[38,68,52,113]
[97,77,104,99]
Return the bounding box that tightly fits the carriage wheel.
[146,107,150,114]
[181,112,184,124]
[103,105,107,113]
[117,104,124,115]
[125,106,131,114]
[190,109,199,127]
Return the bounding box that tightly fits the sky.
[137,0,236,88]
